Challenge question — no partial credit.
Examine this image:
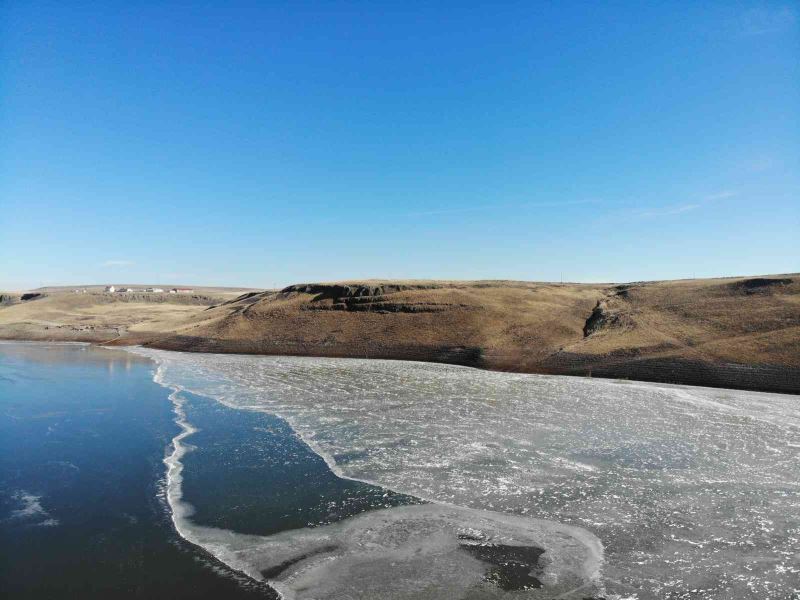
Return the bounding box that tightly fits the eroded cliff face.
[285,283,471,314]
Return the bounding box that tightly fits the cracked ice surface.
[180,504,603,600]
[136,349,800,599]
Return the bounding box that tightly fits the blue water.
[0,342,273,599]
[178,392,419,536]
[0,342,427,599]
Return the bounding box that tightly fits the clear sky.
[1,1,798,289]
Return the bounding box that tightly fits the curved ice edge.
[135,349,606,599]
[0,340,91,346]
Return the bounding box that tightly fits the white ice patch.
[137,349,800,599]
[157,368,602,599]
[7,491,59,527]
[194,505,602,600]
[10,491,47,519]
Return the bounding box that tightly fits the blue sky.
[1,1,798,289]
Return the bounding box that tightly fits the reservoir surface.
[2,342,798,599]
[0,342,271,599]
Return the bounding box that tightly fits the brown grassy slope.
[142,275,800,393]
[0,291,244,343]
[144,281,604,368]
[545,275,800,392]
[562,276,800,363]
[3,276,797,393]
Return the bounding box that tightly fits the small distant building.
[104,285,116,293]
[145,287,164,293]
[122,288,137,293]
[170,288,194,294]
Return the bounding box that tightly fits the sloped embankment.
[143,275,800,394]
[546,276,800,393]
[147,281,601,370]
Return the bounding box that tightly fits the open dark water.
[0,342,274,599]
[179,392,420,537]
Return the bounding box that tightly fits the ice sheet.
[137,349,800,599]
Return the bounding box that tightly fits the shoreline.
[122,337,800,396]
[137,346,606,599]
[127,343,800,599]
[3,274,797,395]
[5,341,796,598]
[4,334,798,395]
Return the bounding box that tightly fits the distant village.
[67,286,196,295]
[92,286,194,294]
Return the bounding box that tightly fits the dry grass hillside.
[2,275,797,393]
[545,275,800,392]
[142,280,604,367]
[0,288,251,343]
[135,275,799,394]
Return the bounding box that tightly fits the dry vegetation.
[2,275,798,393]
[0,289,249,343]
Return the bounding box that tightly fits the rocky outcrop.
[20,293,45,302]
[281,283,440,300]
[730,277,793,294]
[305,297,464,314]
[583,301,610,337]
[581,282,643,337]
[0,294,20,306]
[277,282,465,314]
[582,297,633,337]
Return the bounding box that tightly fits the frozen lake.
[136,348,800,599]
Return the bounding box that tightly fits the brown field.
[0,288,252,343]
[2,275,798,393]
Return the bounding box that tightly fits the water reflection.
[0,340,149,368]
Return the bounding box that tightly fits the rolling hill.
[2,275,798,393]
